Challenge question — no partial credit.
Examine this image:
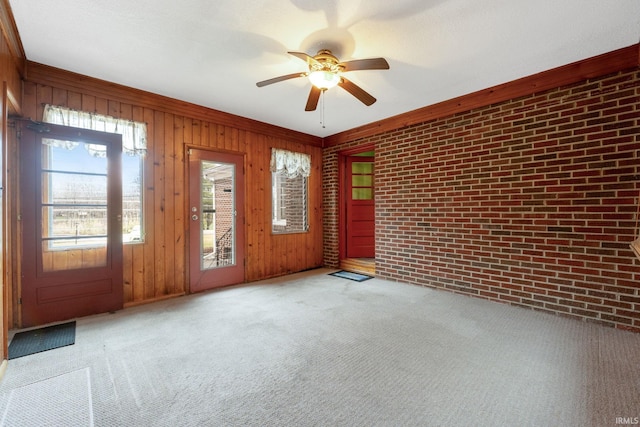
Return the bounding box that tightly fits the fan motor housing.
[312,49,341,73]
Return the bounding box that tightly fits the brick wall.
[273,174,308,233]
[323,68,640,331]
[213,177,233,238]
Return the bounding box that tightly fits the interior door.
[20,122,123,327]
[188,149,245,292]
[346,156,375,258]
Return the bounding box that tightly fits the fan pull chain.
[321,89,326,128]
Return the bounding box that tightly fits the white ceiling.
[8,0,640,138]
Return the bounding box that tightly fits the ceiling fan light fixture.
[308,70,340,90]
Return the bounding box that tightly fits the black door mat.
[329,270,373,282]
[8,321,76,360]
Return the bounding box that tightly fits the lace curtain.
[269,148,311,178]
[42,104,147,157]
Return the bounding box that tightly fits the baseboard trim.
[123,293,186,309]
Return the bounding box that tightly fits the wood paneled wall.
[0,2,23,113]
[16,62,323,327]
[0,0,25,360]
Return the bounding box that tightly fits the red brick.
[323,68,640,331]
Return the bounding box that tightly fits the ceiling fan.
[256,49,390,111]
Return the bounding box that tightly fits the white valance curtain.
[269,148,311,178]
[42,104,147,157]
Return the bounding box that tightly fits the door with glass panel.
[188,149,245,292]
[346,156,375,258]
[21,122,123,327]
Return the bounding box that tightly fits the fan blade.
[288,51,321,67]
[305,86,322,111]
[339,57,389,72]
[338,77,377,106]
[256,72,306,87]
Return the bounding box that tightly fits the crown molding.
[25,61,323,147]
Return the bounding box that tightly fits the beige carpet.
[0,268,638,426]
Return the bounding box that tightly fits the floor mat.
[329,270,373,282]
[8,321,76,360]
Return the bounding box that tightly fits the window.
[270,148,310,234]
[42,104,147,243]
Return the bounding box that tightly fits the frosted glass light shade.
[308,70,340,89]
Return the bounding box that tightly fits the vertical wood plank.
[153,110,166,296]
[51,87,67,107]
[201,120,209,148]
[130,105,145,304]
[108,100,119,118]
[230,127,239,152]
[163,111,176,295]
[67,91,82,110]
[173,115,186,293]
[119,103,133,121]
[244,130,254,280]
[36,84,52,119]
[81,94,96,113]
[255,134,267,279]
[95,97,108,116]
[210,123,220,149]
[142,107,156,299]
[191,119,201,148]
[123,244,133,303]
[183,117,193,147]
[224,126,232,151]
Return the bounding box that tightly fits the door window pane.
[42,206,107,247]
[351,161,374,201]
[352,162,373,174]
[201,160,235,270]
[42,142,108,248]
[40,139,109,271]
[352,188,373,200]
[352,175,372,187]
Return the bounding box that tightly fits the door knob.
[192,214,198,221]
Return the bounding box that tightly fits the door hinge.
[18,297,22,305]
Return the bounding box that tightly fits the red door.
[346,156,375,258]
[188,149,245,292]
[21,122,123,327]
